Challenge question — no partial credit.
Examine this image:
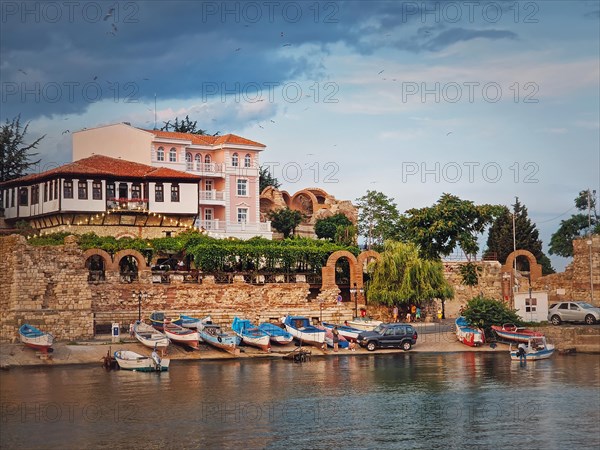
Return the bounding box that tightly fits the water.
[1,353,599,449]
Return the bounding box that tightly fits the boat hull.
[492,325,544,343]
[283,317,326,346]
[258,323,293,345]
[149,312,183,331]
[114,350,170,371]
[200,325,240,355]
[232,317,271,352]
[134,322,170,349]
[19,325,54,353]
[321,322,362,342]
[164,324,200,350]
[347,319,382,331]
[455,317,485,347]
[510,346,555,361]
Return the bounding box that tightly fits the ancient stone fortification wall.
[533,235,600,306]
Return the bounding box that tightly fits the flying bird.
[111,24,118,33]
[270,120,275,123]
[446,131,453,136]
[103,7,115,21]
[62,130,70,134]
[93,75,98,80]
[258,124,264,129]
[378,70,384,75]
[234,48,241,52]
[282,43,291,47]
[18,69,27,75]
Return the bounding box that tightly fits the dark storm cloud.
[1,1,520,120]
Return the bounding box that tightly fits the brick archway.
[322,250,358,290]
[111,249,148,272]
[82,248,113,269]
[502,249,542,281]
[356,250,381,278]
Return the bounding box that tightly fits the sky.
[2,0,599,271]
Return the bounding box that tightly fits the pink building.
[72,123,272,239]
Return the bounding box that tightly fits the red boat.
[491,323,544,343]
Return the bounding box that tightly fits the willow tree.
[368,241,454,309]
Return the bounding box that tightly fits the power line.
[535,205,578,224]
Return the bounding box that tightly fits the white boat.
[231,317,271,352]
[133,321,170,350]
[19,324,54,353]
[164,322,200,350]
[510,336,555,361]
[347,317,382,331]
[283,316,326,346]
[181,315,213,331]
[258,322,294,345]
[455,317,485,347]
[114,350,170,372]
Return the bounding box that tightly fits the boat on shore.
[180,315,212,331]
[133,321,170,350]
[163,322,200,350]
[347,317,382,331]
[19,324,54,353]
[321,322,362,342]
[231,317,271,352]
[455,317,485,347]
[114,350,170,372]
[492,323,544,343]
[149,312,183,331]
[510,336,554,361]
[258,322,294,345]
[283,316,325,347]
[316,324,349,349]
[200,324,240,355]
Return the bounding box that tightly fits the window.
[558,303,568,310]
[204,208,213,221]
[232,153,239,167]
[237,208,248,223]
[92,181,102,200]
[244,153,251,168]
[10,188,15,207]
[155,184,164,202]
[171,184,179,202]
[64,180,73,199]
[131,183,141,199]
[186,153,192,170]
[157,147,165,161]
[204,154,211,164]
[195,154,201,170]
[31,185,39,204]
[78,180,88,200]
[53,179,58,199]
[106,182,115,200]
[44,183,48,202]
[169,147,177,162]
[49,181,53,201]
[19,187,28,206]
[205,180,213,191]
[237,179,247,196]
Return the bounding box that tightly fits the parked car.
[357,323,418,351]
[548,301,600,325]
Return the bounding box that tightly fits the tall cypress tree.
[0,115,43,183]
[485,198,554,274]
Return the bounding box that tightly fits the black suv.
[357,323,418,351]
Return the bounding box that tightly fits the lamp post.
[132,291,147,321]
[350,282,364,318]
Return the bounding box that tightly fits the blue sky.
[2,1,599,270]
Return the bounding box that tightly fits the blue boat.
[149,311,183,330]
[199,323,241,355]
[232,317,271,352]
[283,316,326,346]
[19,324,54,353]
[258,322,293,345]
[455,316,485,347]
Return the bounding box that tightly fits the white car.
[548,301,600,325]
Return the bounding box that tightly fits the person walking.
[332,326,340,352]
[415,307,421,322]
[392,305,399,323]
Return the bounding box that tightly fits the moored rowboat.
[455,317,485,347]
[164,322,200,350]
[149,311,183,331]
[19,324,54,353]
[510,336,554,361]
[258,322,294,345]
[133,321,170,350]
[114,350,170,372]
[492,323,544,343]
[283,316,325,346]
[200,324,240,355]
[231,317,271,352]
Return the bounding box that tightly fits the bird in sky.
[378,70,384,75]
[270,120,275,123]
[446,131,453,136]
[258,124,264,129]
[234,48,241,52]
[111,24,118,33]
[143,78,150,81]
[282,43,291,47]
[93,75,98,80]
[62,130,70,134]
[103,7,115,21]
[18,69,27,75]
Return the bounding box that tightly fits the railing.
[107,198,148,210]
[194,220,272,234]
[147,270,322,285]
[186,162,224,174]
[199,190,225,201]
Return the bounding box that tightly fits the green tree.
[334,224,357,246]
[368,240,454,307]
[355,190,402,251]
[259,165,281,193]
[0,115,43,183]
[485,199,554,274]
[267,208,304,238]
[404,193,503,260]
[161,115,219,135]
[463,295,522,335]
[549,190,599,257]
[315,213,353,241]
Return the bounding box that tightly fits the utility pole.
[588,189,595,302]
[512,197,518,307]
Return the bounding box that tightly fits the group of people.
[392,304,422,323]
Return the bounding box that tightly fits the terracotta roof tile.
[0,155,200,187]
[142,129,265,148]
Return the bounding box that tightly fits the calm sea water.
[1,353,599,450]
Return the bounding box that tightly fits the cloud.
[423,28,518,51]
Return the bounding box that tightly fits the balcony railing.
[199,190,225,201]
[186,162,224,174]
[107,198,148,210]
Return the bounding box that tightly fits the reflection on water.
[1,353,599,449]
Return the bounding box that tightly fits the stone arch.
[259,197,275,221]
[290,190,319,219]
[502,249,542,281]
[82,248,113,268]
[306,188,330,204]
[281,191,291,208]
[357,250,381,275]
[322,250,358,290]
[111,249,148,272]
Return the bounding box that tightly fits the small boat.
[164,322,200,350]
[347,317,383,331]
[316,325,349,349]
[455,316,485,347]
[321,322,363,342]
[149,311,183,331]
[510,336,555,361]
[133,321,170,350]
[180,315,212,330]
[199,324,240,355]
[492,323,544,343]
[114,350,170,372]
[19,324,54,353]
[258,322,294,345]
[283,316,326,346]
[231,317,271,352]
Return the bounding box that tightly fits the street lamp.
[350,282,364,318]
[132,291,148,321]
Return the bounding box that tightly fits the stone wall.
[533,235,600,306]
